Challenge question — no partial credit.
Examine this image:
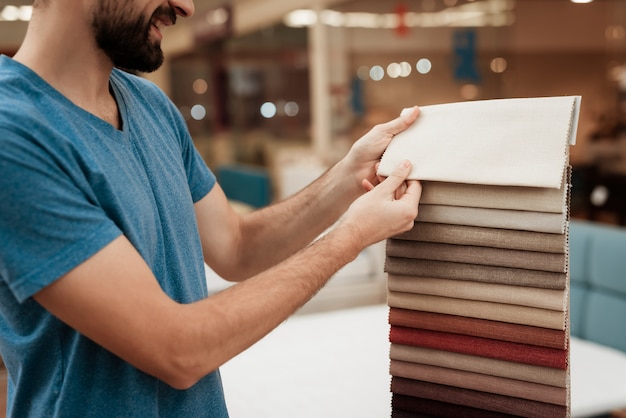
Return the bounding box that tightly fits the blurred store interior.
[2,0,626,220]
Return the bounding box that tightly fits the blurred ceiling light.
[490,57,508,73]
[284,102,299,117]
[387,63,402,79]
[284,9,317,27]
[260,102,277,119]
[571,0,593,3]
[0,5,32,21]
[416,58,432,74]
[460,84,480,100]
[400,62,412,77]
[190,105,207,121]
[606,25,626,41]
[357,66,370,80]
[192,79,208,95]
[370,66,385,81]
[284,0,516,29]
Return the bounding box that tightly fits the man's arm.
[34,161,421,390]
[198,107,420,281]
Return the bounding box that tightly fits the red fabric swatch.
[389,326,568,369]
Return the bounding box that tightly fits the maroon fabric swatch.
[389,326,568,369]
[392,393,521,418]
[388,308,567,349]
[391,377,568,418]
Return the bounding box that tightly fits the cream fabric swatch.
[418,204,566,234]
[387,291,566,330]
[387,275,567,311]
[378,96,581,189]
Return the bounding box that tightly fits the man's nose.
[169,0,194,18]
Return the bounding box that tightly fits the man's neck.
[13,5,121,129]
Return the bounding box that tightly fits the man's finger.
[376,106,420,137]
[379,160,412,194]
[398,180,423,207]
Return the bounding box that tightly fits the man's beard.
[92,2,176,73]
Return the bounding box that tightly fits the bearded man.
[0,1,421,416]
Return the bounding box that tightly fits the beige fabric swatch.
[378,96,581,189]
[417,204,567,234]
[396,222,567,253]
[387,291,566,330]
[389,360,568,406]
[387,275,567,311]
[390,344,568,387]
[420,180,568,213]
[386,240,566,273]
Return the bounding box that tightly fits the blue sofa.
[569,219,626,417]
[570,219,626,352]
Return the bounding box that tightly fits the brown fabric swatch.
[391,378,568,418]
[395,222,566,254]
[392,394,521,418]
[419,180,567,213]
[387,291,566,330]
[387,275,567,311]
[390,344,568,387]
[389,326,568,369]
[388,308,567,349]
[384,257,567,290]
[386,240,566,273]
[390,360,567,405]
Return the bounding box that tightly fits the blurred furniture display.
[568,219,626,417]
[217,164,272,209]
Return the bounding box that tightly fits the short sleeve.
[0,128,122,303]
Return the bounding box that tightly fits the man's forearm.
[232,159,363,278]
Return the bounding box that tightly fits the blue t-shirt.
[0,55,228,417]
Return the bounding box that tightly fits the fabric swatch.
[390,344,568,387]
[385,257,567,290]
[378,96,580,189]
[419,180,568,213]
[417,204,567,234]
[386,240,567,273]
[389,326,568,369]
[395,222,567,254]
[387,275,567,311]
[388,309,568,350]
[391,378,568,418]
[387,292,566,330]
[390,360,567,405]
[392,394,522,418]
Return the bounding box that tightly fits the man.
[0,0,421,416]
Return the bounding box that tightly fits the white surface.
[219,304,626,418]
[570,337,626,417]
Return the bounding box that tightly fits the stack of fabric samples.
[377,96,581,418]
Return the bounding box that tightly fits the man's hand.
[337,159,421,249]
[342,106,420,193]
